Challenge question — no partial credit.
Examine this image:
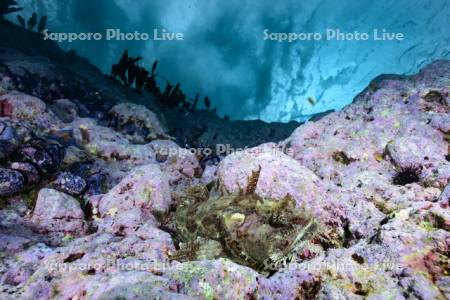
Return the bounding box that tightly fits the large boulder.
[284,80,449,189]
[31,188,86,235]
[217,143,328,211]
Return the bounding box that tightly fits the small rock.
[17,138,65,175]
[2,264,34,286]
[85,173,107,196]
[10,162,40,186]
[149,140,201,185]
[108,103,167,143]
[0,234,31,253]
[0,91,63,132]
[200,164,217,185]
[50,99,79,123]
[0,120,18,159]
[72,118,155,165]
[31,188,86,234]
[53,172,87,196]
[439,184,450,206]
[0,168,25,197]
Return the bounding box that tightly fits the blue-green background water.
[9,0,450,122]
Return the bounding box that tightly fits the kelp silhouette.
[111,50,218,113]
[13,5,47,34]
[0,0,22,17]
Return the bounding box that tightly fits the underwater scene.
[0,0,449,299]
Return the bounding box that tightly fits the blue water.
[9,0,450,122]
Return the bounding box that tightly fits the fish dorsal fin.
[281,193,296,209]
[245,165,262,195]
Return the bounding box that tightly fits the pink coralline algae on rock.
[97,163,172,235]
[71,117,156,165]
[217,143,326,207]
[31,188,87,235]
[149,139,201,186]
[108,103,168,143]
[0,91,63,132]
[166,258,261,299]
[216,143,345,230]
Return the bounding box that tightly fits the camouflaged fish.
[169,166,318,273]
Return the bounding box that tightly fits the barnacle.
[170,166,319,274]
